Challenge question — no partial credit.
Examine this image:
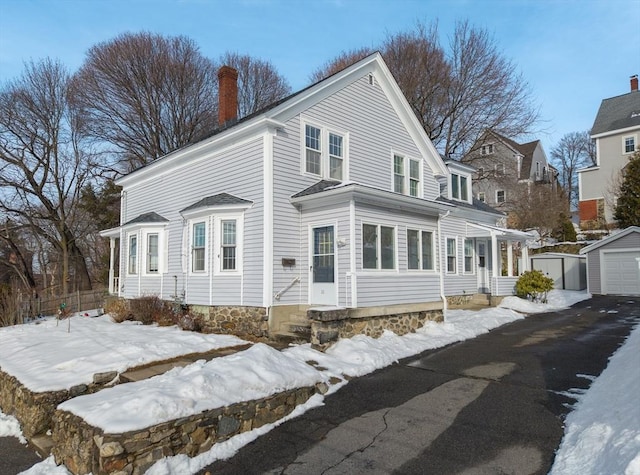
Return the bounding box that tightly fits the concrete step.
[283,321,311,336]
[120,359,193,383]
[30,434,54,458]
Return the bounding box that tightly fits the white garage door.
[602,251,640,296]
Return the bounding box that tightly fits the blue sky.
[1,0,639,155]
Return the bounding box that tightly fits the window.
[192,222,206,272]
[128,235,137,275]
[478,192,486,202]
[478,167,484,177]
[495,163,505,176]
[496,190,506,203]
[393,155,404,193]
[446,238,457,274]
[451,174,469,201]
[147,233,159,273]
[303,122,346,180]
[362,224,395,270]
[329,133,343,180]
[221,220,237,271]
[481,144,494,155]
[407,230,434,270]
[393,154,420,197]
[464,238,474,273]
[305,125,321,175]
[624,136,635,154]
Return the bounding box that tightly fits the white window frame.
[127,233,138,275]
[623,135,636,154]
[478,191,486,202]
[450,173,470,203]
[147,233,160,274]
[481,144,494,155]
[407,229,435,271]
[301,120,349,181]
[496,189,506,203]
[392,153,422,197]
[362,223,396,271]
[191,221,207,274]
[446,237,458,274]
[214,213,243,275]
[464,238,474,274]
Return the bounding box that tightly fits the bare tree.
[509,183,570,243]
[219,52,291,118]
[550,131,594,209]
[72,32,218,172]
[0,59,94,294]
[309,21,539,159]
[309,47,375,83]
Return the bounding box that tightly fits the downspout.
[437,210,451,321]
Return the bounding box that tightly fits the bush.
[104,297,131,323]
[515,270,554,303]
[128,295,174,325]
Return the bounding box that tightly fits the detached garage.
[580,226,640,296]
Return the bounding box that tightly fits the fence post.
[77,290,81,314]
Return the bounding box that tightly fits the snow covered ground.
[1,290,638,475]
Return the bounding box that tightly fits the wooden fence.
[19,289,108,320]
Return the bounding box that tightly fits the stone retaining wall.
[309,307,443,351]
[52,385,320,475]
[192,305,269,338]
[446,294,473,306]
[0,369,117,438]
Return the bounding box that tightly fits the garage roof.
[580,226,640,254]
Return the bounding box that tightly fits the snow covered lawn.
[3,290,638,475]
[0,316,248,392]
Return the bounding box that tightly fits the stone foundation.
[0,369,117,438]
[52,385,319,475]
[192,305,269,339]
[309,305,444,351]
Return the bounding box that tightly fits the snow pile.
[549,323,640,475]
[499,289,592,314]
[58,343,326,433]
[0,315,247,391]
[0,411,25,444]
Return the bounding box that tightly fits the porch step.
[30,433,54,458]
[283,320,311,336]
[470,293,491,305]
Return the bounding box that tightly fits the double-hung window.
[496,190,506,203]
[221,219,237,271]
[624,136,635,154]
[393,154,421,197]
[303,122,347,180]
[451,174,469,201]
[464,238,474,273]
[407,230,434,270]
[128,235,137,275]
[147,234,159,273]
[192,222,206,272]
[446,238,457,274]
[362,224,395,270]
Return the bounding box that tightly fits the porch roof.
[466,222,534,241]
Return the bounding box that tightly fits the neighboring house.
[462,130,559,215]
[100,53,532,339]
[580,226,640,296]
[578,75,640,229]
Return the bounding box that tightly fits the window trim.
[191,220,207,274]
[496,189,506,203]
[147,232,160,274]
[446,237,458,274]
[450,173,471,203]
[124,226,168,277]
[214,213,244,275]
[463,238,474,274]
[623,135,636,154]
[407,229,435,271]
[481,143,494,155]
[362,223,397,271]
[392,152,422,197]
[127,234,138,276]
[478,191,486,202]
[301,119,349,181]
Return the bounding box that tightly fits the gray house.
[101,53,533,339]
[580,226,640,296]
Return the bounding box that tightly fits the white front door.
[477,240,489,293]
[310,225,336,305]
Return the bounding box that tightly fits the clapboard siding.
[120,137,265,306]
[440,217,478,296]
[584,232,640,295]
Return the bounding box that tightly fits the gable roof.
[580,226,640,254]
[482,130,543,177]
[117,52,449,187]
[591,91,640,137]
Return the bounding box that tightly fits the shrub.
[128,295,174,325]
[515,270,554,303]
[104,297,131,323]
[176,311,205,332]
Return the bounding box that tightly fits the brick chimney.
[632,74,639,92]
[218,65,238,125]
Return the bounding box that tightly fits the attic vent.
[368,73,374,86]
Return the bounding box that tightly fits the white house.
[101,53,532,340]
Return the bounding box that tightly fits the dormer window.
[451,173,469,202]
